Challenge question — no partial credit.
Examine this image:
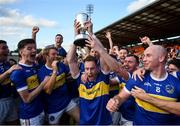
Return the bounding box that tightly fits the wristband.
[52,71,57,75]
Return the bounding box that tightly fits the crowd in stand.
[0,20,180,126]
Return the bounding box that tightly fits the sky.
[0,0,156,51]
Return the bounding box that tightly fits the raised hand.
[51,60,58,72]
[105,31,113,49]
[32,26,39,34]
[84,19,93,35]
[85,34,104,53]
[132,67,145,81]
[105,31,111,39]
[139,36,153,46]
[8,64,22,74]
[113,46,119,55]
[74,19,81,35]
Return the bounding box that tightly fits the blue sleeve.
[177,71,180,80]
[62,48,67,55]
[73,73,82,89]
[59,63,69,74]
[58,47,67,57]
[174,77,180,99]
[117,75,123,83]
[79,62,85,73]
[64,64,70,74]
[10,70,27,91]
[0,67,4,74]
[37,68,46,83]
[100,71,110,85]
[125,77,142,92]
[105,73,110,84]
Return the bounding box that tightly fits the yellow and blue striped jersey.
[10,63,43,119]
[0,62,13,99]
[75,71,112,125]
[125,72,180,125]
[38,63,71,114]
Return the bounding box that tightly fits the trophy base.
[74,34,88,47]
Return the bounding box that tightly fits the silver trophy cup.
[74,13,89,47]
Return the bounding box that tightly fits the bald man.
[106,45,180,125]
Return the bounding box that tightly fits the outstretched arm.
[105,31,113,50]
[67,44,80,78]
[86,35,129,81]
[67,20,81,78]
[106,88,130,112]
[99,55,110,73]
[0,65,21,84]
[32,26,39,43]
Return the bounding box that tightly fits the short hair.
[84,55,98,65]
[168,59,180,69]
[18,39,35,51]
[127,54,139,64]
[55,34,63,38]
[0,40,7,44]
[43,45,58,56]
[119,47,129,53]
